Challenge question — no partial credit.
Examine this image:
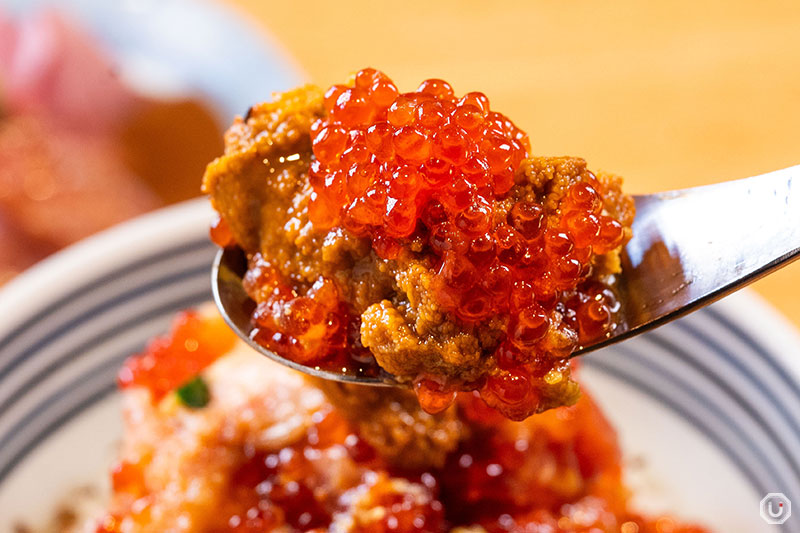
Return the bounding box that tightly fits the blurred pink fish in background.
[0,8,222,284]
[0,9,138,131]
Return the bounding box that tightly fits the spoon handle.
[578,164,800,355]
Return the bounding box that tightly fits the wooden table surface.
[230,0,800,328]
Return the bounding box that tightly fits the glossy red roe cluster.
[308,68,529,250]
[117,311,236,401]
[243,253,371,369]
[307,69,626,419]
[98,392,710,533]
[101,310,707,533]
[216,409,443,533]
[99,397,706,533]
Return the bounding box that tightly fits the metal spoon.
[213,164,800,386]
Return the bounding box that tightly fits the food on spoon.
[203,69,634,420]
[94,308,708,533]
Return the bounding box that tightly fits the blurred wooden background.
[229,0,800,327]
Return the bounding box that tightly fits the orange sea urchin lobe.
[203,68,634,420]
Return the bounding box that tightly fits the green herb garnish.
[176,376,210,408]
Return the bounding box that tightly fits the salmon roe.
[216,410,446,533]
[117,310,236,401]
[241,253,381,378]
[232,69,629,420]
[100,373,708,532]
[308,69,529,242]
[99,312,708,533]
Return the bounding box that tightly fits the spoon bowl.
[212,246,401,386]
[213,164,800,384]
[577,163,800,356]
